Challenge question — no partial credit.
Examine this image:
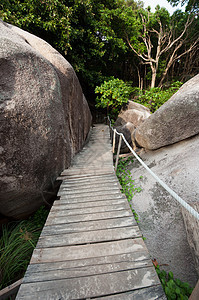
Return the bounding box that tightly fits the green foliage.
[0,0,72,54]
[95,78,133,116]
[156,265,193,299]
[133,81,183,112]
[0,205,49,289]
[116,157,141,222]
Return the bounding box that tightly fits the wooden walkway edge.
[16,124,165,299]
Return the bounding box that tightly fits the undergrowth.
[156,265,193,299]
[115,157,141,222]
[132,81,183,113]
[115,156,194,299]
[0,205,49,290]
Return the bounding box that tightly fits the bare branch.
[126,35,156,63]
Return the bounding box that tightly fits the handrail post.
[112,129,116,154]
[115,135,122,171]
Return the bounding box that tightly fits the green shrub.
[133,81,183,112]
[95,78,133,118]
[156,265,193,299]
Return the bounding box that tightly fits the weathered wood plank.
[31,238,147,264]
[59,182,120,190]
[23,259,153,283]
[25,250,150,274]
[58,189,122,197]
[57,173,116,180]
[53,198,126,209]
[58,186,119,195]
[37,226,141,247]
[0,278,23,300]
[59,180,119,188]
[42,216,136,234]
[58,171,114,179]
[93,285,166,300]
[61,168,114,176]
[45,210,132,225]
[58,193,126,204]
[61,174,117,181]
[49,203,130,217]
[16,267,160,300]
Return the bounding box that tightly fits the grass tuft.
[0,205,49,289]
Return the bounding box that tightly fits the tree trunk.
[151,70,156,88]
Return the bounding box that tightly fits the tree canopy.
[0,0,198,103]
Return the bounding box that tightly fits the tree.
[0,0,130,101]
[168,0,199,13]
[125,6,199,88]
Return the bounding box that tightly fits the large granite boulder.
[114,101,151,128]
[135,74,199,150]
[129,134,199,286]
[114,101,150,153]
[0,20,92,219]
[114,122,135,153]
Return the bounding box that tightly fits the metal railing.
[107,116,199,221]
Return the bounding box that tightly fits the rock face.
[182,202,199,277]
[115,101,151,128]
[114,101,150,152]
[114,122,135,152]
[0,20,92,219]
[135,74,199,150]
[129,134,199,286]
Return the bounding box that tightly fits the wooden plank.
[53,198,128,209]
[58,193,126,204]
[45,210,132,225]
[23,259,153,283]
[58,173,117,181]
[16,267,160,300]
[31,238,147,264]
[49,203,130,216]
[37,226,142,247]
[59,180,119,187]
[63,173,115,178]
[58,189,122,197]
[42,216,136,234]
[58,171,114,179]
[93,285,166,299]
[61,168,114,175]
[26,250,150,274]
[0,278,23,300]
[59,181,120,189]
[58,185,119,195]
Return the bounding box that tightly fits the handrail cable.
[107,116,199,221]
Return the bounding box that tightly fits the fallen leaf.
[152,258,159,268]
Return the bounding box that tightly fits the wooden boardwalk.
[16,124,165,299]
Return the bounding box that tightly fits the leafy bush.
[95,78,133,118]
[0,206,49,289]
[133,81,183,112]
[156,265,193,299]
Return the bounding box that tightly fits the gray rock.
[135,74,199,150]
[0,20,92,218]
[114,101,150,153]
[129,134,199,286]
[115,101,151,128]
[182,202,199,277]
[114,122,135,153]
